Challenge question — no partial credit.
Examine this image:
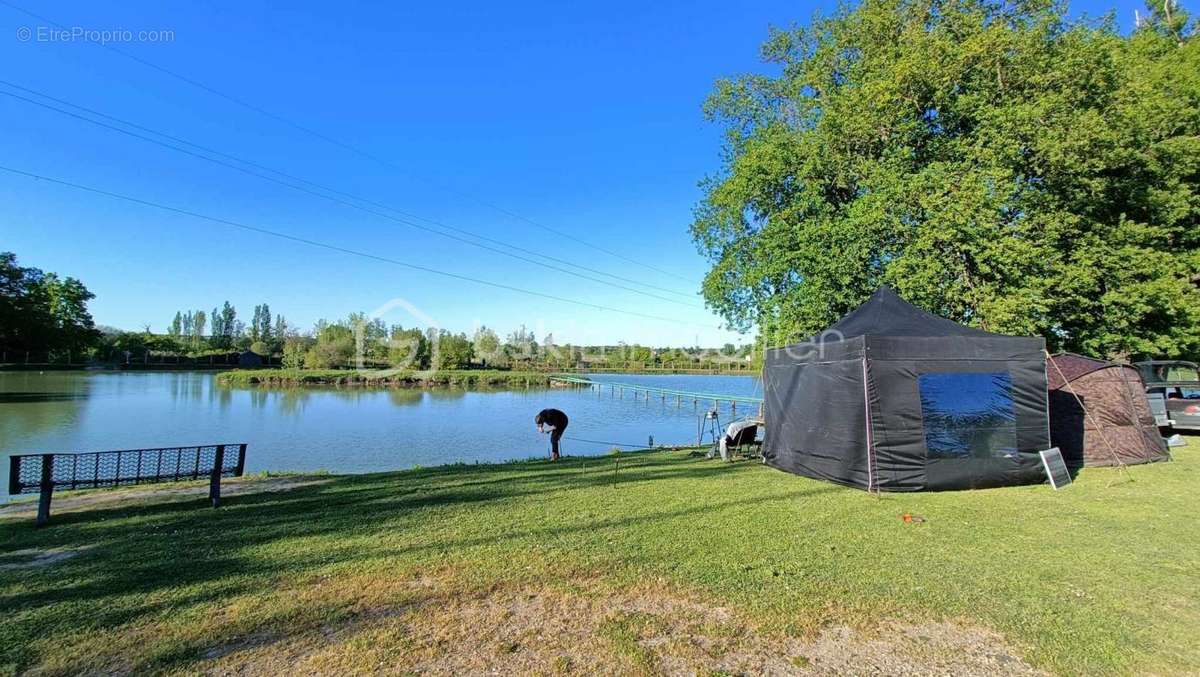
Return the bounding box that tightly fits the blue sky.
[0,1,1145,347]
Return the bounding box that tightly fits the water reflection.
[212,381,233,409]
[241,386,440,413]
[0,372,91,445]
[0,391,89,403]
[424,388,470,402]
[0,371,760,479]
[388,389,425,407]
[249,387,270,410]
[169,372,206,405]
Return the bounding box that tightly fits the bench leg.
[36,454,54,527]
[209,445,225,508]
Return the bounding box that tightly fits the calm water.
[1,371,760,496]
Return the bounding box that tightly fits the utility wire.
[0,79,699,302]
[0,0,700,286]
[0,86,702,309]
[0,164,718,329]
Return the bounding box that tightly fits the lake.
[1,371,760,498]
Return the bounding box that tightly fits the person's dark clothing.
[536,408,569,460]
[536,408,568,430]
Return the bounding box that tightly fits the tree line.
[164,302,288,353]
[151,305,755,371]
[0,252,755,369]
[7,4,1200,367]
[288,319,754,371]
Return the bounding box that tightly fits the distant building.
[238,351,263,368]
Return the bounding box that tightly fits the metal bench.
[7,443,247,526]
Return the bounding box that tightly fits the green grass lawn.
[2,445,1197,675]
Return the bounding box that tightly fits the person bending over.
[535,408,569,461]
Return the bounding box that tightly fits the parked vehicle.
[1135,361,1200,431]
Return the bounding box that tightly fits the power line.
[0,0,701,286]
[0,85,703,309]
[0,79,699,302]
[0,164,718,329]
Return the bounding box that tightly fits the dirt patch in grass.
[0,476,330,520]
[797,621,1040,676]
[0,546,92,570]
[197,576,1042,676]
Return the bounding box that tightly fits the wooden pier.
[549,375,763,415]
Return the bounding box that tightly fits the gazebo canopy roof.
[825,287,996,338]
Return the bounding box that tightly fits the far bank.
[214,368,758,388]
[215,369,564,388]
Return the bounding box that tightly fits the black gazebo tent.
[763,287,1051,491]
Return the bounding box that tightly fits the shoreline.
[214,369,565,388]
[2,365,757,377]
[215,368,759,389]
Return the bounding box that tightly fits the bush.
[304,339,354,369]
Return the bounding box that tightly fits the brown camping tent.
[1047,353,1170,468]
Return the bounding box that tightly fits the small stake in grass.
[610,447,621,480]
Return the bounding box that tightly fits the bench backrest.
[8,444,247,495]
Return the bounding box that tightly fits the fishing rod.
[561,435,654,449]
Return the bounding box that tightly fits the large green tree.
[250,304,272,343]
[388,325,430,369]
[434,331,475,370]
[305,320,355,368]
[0,252,99,353]
[42,273,101,352]
[693,0,1200,359]
[472,326,501,366]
